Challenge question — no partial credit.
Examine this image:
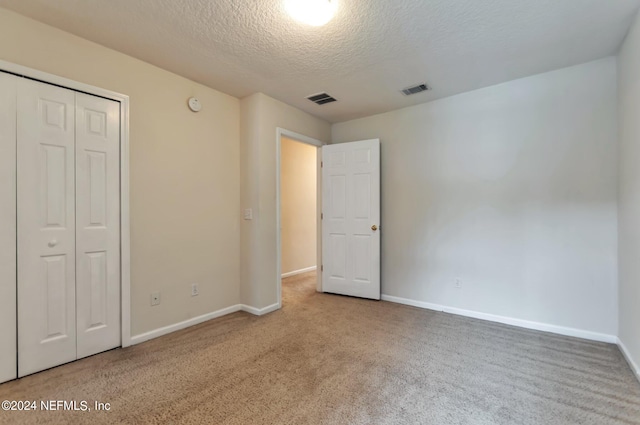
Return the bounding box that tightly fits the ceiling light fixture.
[284,0,338,26]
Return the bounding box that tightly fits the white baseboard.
[241,303,280,316]
[129,302,282,345]
[130,304,242,345]
[281,266,317,278]
[381,294,617,344]
[618,338,640,383]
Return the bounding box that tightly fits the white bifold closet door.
[15,76,120,378]
[17,79,77,377]
[75,92,121,360]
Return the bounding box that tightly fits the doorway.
[276,129,323,307]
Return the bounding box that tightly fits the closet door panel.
[76,92,121,358]
[0,72,17,384]
[17,79,76,377]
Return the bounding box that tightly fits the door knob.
[48,239,58,247]
[371,225,378,231]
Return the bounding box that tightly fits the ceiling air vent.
[307,92,337,105]
[401,83,430,96]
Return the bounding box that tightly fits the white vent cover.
[401,84,430,96]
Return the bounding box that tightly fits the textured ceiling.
[1,0,639,123]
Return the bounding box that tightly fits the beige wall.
[618,9,640,377]
[0,8,241,336]
[333,58,619,337]
[280,137,317,275]
[240,93,330,309]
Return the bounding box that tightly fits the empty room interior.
[1,0,640,424]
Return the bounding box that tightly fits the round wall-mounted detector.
[187,97,202,112]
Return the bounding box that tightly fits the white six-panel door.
[322,139,380,300]
[17,78,78,377]
[75,92,121,358]
[0,73,17,383]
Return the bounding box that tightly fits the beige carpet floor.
[1,271,639,425]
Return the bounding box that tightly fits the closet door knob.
[48,239,58,247]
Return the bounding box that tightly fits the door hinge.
[321,161,323,168]
[321,265,323,271]
[321,213,323,219]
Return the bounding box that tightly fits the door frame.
[0,59,132,347]
[276,128,324,308]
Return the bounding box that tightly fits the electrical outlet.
[455,279,462,289]
[191,283,199,297]
[151,292,161,306]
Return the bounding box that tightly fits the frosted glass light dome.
[285,0,338,26]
